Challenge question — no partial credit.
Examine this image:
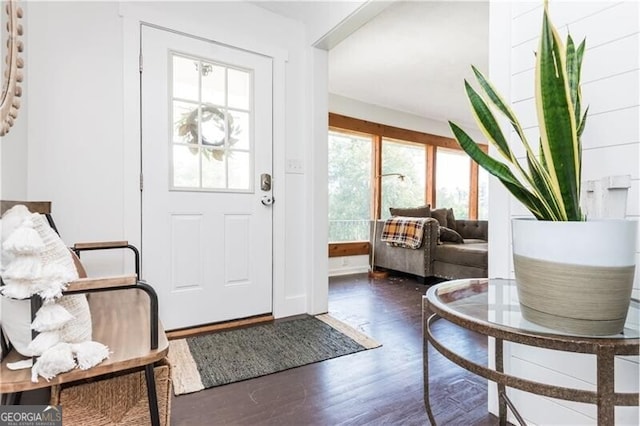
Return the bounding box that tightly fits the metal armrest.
[19,275,159,352]
[73,241,129,250]
[62,276,159,350]
[72,241,140,279]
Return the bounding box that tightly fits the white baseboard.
[328,254,369,277]
[328,265,369,277]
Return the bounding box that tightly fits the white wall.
[330,93,484,140]
[0,101,28,200]
[11,1,333,319]
[26,1,124,259]
[329,254,369,277]
[488,1,640,424]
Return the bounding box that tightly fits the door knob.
[261,195,274,206]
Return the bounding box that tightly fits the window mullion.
[469,160,479,219]
[373,134,382,220]
[426,145,436,208]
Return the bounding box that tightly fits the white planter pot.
[512,218,637,336]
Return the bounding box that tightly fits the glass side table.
[423,278,640,425]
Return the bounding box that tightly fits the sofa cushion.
[439,226,464,243]
[463,238,486,245]
[389,204,430,218]
[455,220,488,240]
[434,241,488,269]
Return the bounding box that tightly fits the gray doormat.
[168,314,381,395]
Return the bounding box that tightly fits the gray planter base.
[519,303,627,336]
[514,254,635,336]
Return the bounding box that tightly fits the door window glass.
[171,53,252,191]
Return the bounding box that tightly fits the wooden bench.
[0,201,169,425]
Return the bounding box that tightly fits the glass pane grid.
[436,147,470,219]
[170,52,253,192]
[328,130,373,242]
[381,138,427,220]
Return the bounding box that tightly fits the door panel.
[141,26,273,330]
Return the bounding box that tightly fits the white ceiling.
[328,1,489,128]
[255,0,489,128]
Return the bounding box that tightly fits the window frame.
[327,113,487,257]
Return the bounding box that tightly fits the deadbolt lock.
[260,173,272,191]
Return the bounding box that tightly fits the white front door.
[141,26,273,331]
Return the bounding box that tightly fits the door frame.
[119,4,295,317]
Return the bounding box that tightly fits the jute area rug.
[168,314,381,395]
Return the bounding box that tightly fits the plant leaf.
[472,66,530,146]
[464,80,513,160]
[469,66,564,219]
[449,122,550,219]
[566,35,579,117]
[526,152,562,220]
[567,37,588,142]
[578,106,588,138]
[470,66,557,197]
[535,6,582,220]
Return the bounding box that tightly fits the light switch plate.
[286,159,304,174]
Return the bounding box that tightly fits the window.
[381,139,426,220]
[328,131,372,242]
[171,53,252,191]
[328,113,487,250]
[435,148,470,219]
[478,167,489,220]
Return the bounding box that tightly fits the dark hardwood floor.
[171,273,500,425]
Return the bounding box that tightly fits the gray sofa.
[371,218,488,281]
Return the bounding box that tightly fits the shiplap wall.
[490,1,639,424]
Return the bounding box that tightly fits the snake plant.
[449,2,588,221]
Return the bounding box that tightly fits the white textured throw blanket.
[1,205,110,382]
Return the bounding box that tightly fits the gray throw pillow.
[439,226,464,243]
[389,204,431,218]
[430,208,448,227]
[446,208,457,231]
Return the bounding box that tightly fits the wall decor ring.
[0,0,24,137]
